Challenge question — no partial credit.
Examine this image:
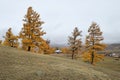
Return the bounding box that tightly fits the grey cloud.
[0,0,120,45]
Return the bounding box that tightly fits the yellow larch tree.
[68,27,82,59]
[61,47,70,54]
[82,22,106,65]
[3,28,18,48]
[19,7,46,52]
[39,39,54,54]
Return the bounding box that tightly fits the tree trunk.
[11,43,13,47]
[72,50,74,59]
[28,46,31,51]
[91,51,94,64]
[11,42,14,47]
[91,29,95,65]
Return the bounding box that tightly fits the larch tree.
[19,7,46,52]
[83,22,106,65]
[61,47,70,54]
[39,39,54,54]
[3,28,18,47]
[68,27,82,59]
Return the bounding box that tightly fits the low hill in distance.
[106,43,120,50]
[0,45,119,80]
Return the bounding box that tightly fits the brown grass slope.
[0,45,118,80]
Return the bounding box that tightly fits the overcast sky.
[0,0,120,45]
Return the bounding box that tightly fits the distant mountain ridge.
[51,43,120,49]
[50,43,68,48]
[106,43,120,50]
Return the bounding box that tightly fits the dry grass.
[51,53,120,80]
[0,45,119,80]
[94,57,120,80]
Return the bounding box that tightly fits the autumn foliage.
[19,7,47,53]
[0,6,107,65]
[82,22,106,65]
[38,39,55,54]
[68,27,82,59]
[3,28,18,48]
[61,47,70,54]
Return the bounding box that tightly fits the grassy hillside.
[0,45,119,80]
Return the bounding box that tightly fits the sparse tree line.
[0,7,106,65]
[0,7,54,54]
[67,22,106,65]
